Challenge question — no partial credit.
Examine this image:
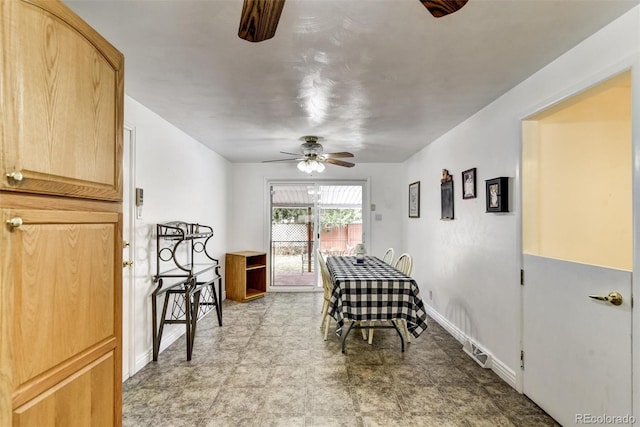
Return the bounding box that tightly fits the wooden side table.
[225,251,267,302]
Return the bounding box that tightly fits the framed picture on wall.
[441,180,454,220]
[486,177,509,212]
[462,168,477,199]
[409,181,420,218]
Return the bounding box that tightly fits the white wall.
[229,162,404,262]
[125,95,231,372]
[403,6,640,387]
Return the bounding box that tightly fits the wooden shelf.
[245,288,266,301]
[226,251,267,302]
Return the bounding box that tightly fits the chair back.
[317,250,333,300]
[382,247,394,264]
[394,253,413,276]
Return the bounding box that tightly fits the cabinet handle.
[6,217,23,228]
[123,260,134,267]
[6,171,24,182]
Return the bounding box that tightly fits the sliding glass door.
[269,181,365,289]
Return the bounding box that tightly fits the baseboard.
[132,327,184,374]
[128,295,227,378]
[426,305,518,389]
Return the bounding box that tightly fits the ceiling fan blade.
[262,158,302,163]
[238,0,286,42]
[279,151,300,156]
[419,0,468,18]
[325,158,355,168]
[324,152,354,158]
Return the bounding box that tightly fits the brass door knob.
[588,291,623,306]
[6,217,23,228]
[6,171,24,182]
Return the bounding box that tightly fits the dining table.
[326,255,428,353]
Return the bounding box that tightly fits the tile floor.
[123,292,558,427]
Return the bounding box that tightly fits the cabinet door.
[1,0,124,201]
[13,352,116,427]
[0,208,122,424]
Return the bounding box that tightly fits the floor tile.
[122,293,557,426]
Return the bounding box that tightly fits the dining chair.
[381,247,394,265]
[317,250,333,339]
[369,253,414,345]
[394,253,414,342]
[366,247,395,343]
[393,253,413,276]
[318,250,367,341]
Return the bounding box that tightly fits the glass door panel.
[270,184,318,288]
[317,185,362,257]
[269,182,365,289]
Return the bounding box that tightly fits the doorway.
[521,71,632,425]
[122,126,136,380]
[269,181,366,289]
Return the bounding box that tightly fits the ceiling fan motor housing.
[301,141,323,156]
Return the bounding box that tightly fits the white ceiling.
[65,0,639,164]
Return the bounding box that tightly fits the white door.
[522,257,631,425]
[521,72,633,426]
[122,127,135,380]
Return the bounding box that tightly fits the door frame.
[122,124,137,380]
[517,58,639,415]
[265,179,370,292]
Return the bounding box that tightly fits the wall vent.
[462,339,493,369]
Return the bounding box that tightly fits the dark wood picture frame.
[409,181,420,218]
[441,180,454,220]
[485,177,509,212]
[462,168,476,199]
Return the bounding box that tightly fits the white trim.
[426,305,466,344]
[134,327,184,372]
[122,124,137,381]
[631,51,640,423]
[492,356,518,389]
[517,54,637,121]
[426,305,517,390]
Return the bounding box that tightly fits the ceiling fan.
[239,0,469,42]
[262,136,355,173]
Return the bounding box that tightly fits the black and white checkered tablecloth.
[326,255,428,338]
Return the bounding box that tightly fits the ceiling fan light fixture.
[297,158,325,174]
[264,135,354,170]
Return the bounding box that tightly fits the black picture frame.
[409,181,420,218]
[462,168,476,199]
[441,180,454,220]
[485,177,509,212]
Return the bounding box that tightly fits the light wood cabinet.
[0,1,123,425]
[1,0,123,201]
[12,352,116,427]
[225,251,267,302]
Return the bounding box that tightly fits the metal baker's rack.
[151,221,222,361]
